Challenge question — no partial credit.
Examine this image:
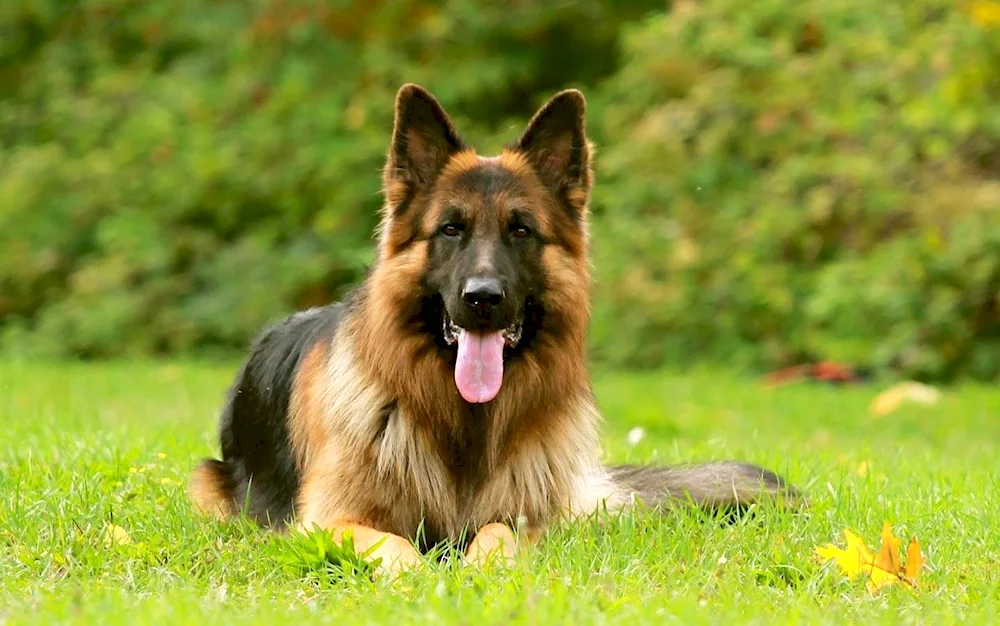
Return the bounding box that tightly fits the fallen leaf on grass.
[103,523,131,547]
[815,520,924,593]
[870,382,940,418]
[969,0,1000,26]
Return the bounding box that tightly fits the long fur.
[189,84,799,555]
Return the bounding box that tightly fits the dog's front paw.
[464,523,520,568]
[369,532,423,578]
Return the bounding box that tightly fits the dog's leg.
[465,522,541,567]
[294,516,422,577]
[296,460,422,577]
[465,523,517,567]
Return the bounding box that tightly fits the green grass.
[1,361,998,624]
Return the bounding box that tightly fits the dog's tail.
[608,461,801,513]
[188,459,238,520]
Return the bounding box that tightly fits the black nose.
[462,277,503,308]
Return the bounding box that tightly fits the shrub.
[1,0,997,382]
[0,0,661,357]
[590,0,1000,381]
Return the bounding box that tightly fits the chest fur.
[371,404,572,543]
[304,337,613,544]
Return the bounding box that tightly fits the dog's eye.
[511,225,532,239]
[440,223,464,238]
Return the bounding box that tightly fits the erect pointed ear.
[384,84,465,188]
[516,89,592,197]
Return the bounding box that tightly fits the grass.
[1,360,998,624]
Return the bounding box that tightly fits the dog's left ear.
[516,89,592,203]
[385,84,465,188]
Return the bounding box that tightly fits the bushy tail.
[609,461,801,513]
[188,459,238,520]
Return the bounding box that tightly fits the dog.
[189,84,799,575]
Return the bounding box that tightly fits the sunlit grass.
[1,361,997,624]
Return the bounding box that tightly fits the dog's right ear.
[384,84,465,189]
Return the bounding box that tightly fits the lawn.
[1,361,998,624]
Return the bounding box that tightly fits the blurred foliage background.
[0,0,997,381]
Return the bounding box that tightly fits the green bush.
[0,0,659,357]
[1,0,997,382]
[590,0,1000,381]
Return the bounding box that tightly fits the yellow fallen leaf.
[815,520,924,594]
[870,382,940,418]
[103,523,131,546]
[814,528,875,579]
[904,537,924,586]
[865,561,904,594]
[970,0,1000,26]
[865,520,905,593]
[875,520,901,574]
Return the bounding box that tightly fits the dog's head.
[376,84,593,404]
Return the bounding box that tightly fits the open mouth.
[442,311,523,348]
[441,310,523,405]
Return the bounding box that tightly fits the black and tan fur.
[189,84,799,574]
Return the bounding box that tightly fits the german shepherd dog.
[189,84,798,575]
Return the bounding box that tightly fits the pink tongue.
[454,330,505,404]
